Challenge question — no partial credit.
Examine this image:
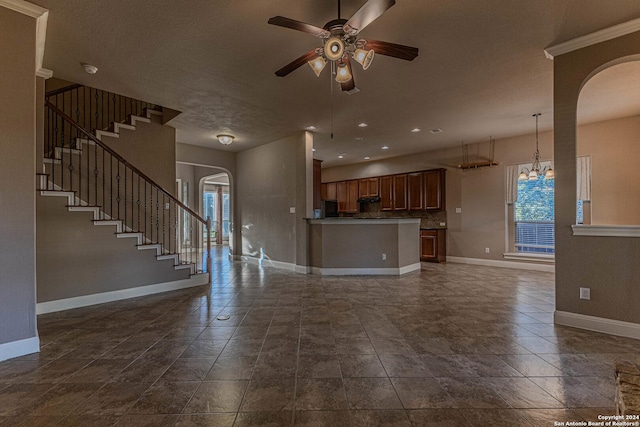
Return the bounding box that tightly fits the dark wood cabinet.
[337,180,359,213]
[424,169,445,210]
[336,181,347,212]
[358,177,379,198]
[420,229,446,262]
[393,174,408,211]
[324,182,337,201]
[323,168,444,212]
[408,172,424,210]
[313,159,322,210]
[380,176,393,211]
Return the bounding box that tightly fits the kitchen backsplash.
[342,202,448,228]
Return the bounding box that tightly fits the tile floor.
[1,249,638,426]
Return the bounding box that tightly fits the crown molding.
[0,0,51,78]
[544,18,640,60]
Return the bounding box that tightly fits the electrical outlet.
[485,247,490,254]
[455,207,462,214]
[439,222,446,227]
[382,253,386,261]
[165,202,170,210]
[580,287,591,300]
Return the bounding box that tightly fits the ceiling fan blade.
[340,57,356,93]
[362,39,419,61]
[344,0,396,34]
[268,16,330,38]
[275,49,319,77]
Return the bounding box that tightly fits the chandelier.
[519,113,554,181]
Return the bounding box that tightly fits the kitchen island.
[307,218,421,275]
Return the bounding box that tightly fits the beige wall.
[0,8,38,346]
[577,115,640,225]
[553,30,640,324]
[236,132,311,266]
[36,195,190,302]
[101,115,177,196]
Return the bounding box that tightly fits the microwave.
[321,200,339,217]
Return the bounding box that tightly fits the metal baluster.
[156,188,160,245]
[94,142,98,209]
[162,194,166,254]
[110,155,113,219]
[116,159,121,220]
[102,148,105,219]
[150,184,153,243]
[137,175,141,232]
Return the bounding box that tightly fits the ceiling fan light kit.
[269,0,419,92]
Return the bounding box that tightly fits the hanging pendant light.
[519,113,553,181]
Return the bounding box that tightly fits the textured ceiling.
[35,0,640,167]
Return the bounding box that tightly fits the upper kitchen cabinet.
[380,176,393,211]
[424,169,446,210]
[337,180,359,213]
[358,177,379,198]
[408,172,424,210]
[322,182,337,201]
[393,174,408,211]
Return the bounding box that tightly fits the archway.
[576,59,640,226]
[200,172,231,246]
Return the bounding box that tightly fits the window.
[514,174,555,254]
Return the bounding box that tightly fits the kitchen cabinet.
[380,176,393,211]
[424,169,445,210]
[337,180,359,213]
[420,229,446,262]
[323,182,337,201]
[408,172,424,210]
[393,174,408,211]
[358,177,379,198]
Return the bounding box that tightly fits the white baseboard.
[554,310,640,340]
[0,336,40,362]
[310,263,421,276]
[240,256,306,273]
[36,274,209,315]
[447,256,555,272]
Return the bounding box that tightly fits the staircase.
[39,84,211,285]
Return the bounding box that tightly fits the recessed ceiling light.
[364,156,371,160]
[411,128,421,133]
[338,152,346,159]
[355,137,364,141]
[358,122,368,128]
[306,126,317,131]
[430,128,443,134]
[381,146,389,150]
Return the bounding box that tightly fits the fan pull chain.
[330,61,335,139]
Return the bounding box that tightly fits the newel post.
[206,216,212,282]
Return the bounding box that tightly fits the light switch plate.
[455,207,462,214]
[289,207,295,214]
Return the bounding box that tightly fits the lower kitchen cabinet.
[420,229,446,262]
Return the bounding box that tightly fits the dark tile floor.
[1,248,638,426]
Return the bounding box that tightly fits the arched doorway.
[201,172,231,246]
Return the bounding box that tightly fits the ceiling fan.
[268,0,419,93]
